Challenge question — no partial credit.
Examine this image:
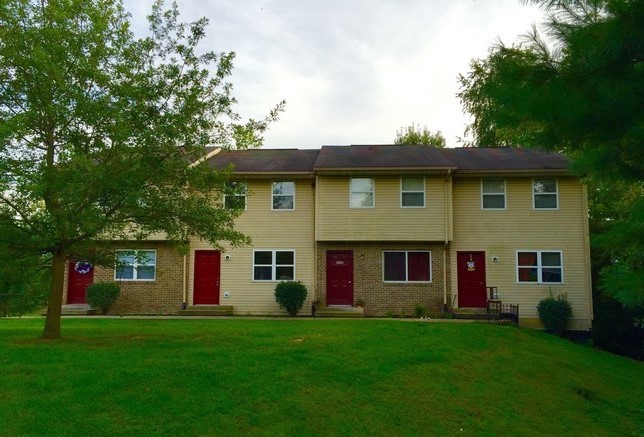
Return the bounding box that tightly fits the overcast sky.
[123,0,546,149]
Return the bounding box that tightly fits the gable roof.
[204,145,570,175]
[443,147,569,172]
[206,148,320,174]
[315,145,456,171]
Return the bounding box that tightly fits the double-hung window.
[253,250,295,281]
[533,178,558,209]
[481,178,506,209]
[115,249,156,281]
[517,251,563,284]
[224,181,247,210]
[272,182,295,210]
[383,251,431,282]
[401,177,425,207]
[350,178,374,208]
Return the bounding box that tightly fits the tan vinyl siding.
[316,175,448,241]
[189,178,316,315]
[450,176,592,329]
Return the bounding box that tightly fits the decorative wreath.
[74,261,93,275]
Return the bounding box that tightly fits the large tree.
[458,0,643,306]
[0,0,283,338]
[394,123,446,147]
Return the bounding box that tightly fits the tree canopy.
[0,0,283,338]
[458,0,643,306]
[394,123,446,147]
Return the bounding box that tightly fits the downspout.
[443,169,452,312]
[182,254,187,309]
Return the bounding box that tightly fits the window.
[383,251,431,282]
[350,178,374,208]
[224,181,247,210]
[272,182,295,210]
[517,251,563,284]
[115,250,156,281]
[481,178,506,209]
[253,250,295,281]
[533,178,558,209]
[401,177,425,207]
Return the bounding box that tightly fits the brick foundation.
[316,242,448,316]
[65,242,186,315]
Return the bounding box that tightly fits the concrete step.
[178,305,234,316]
[315,305,364,318]
[41,304,98,316]
[452,307,492,320]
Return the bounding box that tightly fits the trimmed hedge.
[537,293,572,334]
[86,283,121,314]
[274,281,308,316]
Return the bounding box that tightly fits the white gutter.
[443,169,452,309]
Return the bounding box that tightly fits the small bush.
[86,283,121,314]
[414,304,427,318]
[274,281,308,316]
[538,293,572,334]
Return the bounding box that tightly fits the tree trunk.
[42,252,66,339]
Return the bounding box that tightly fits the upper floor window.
[253,250,295,281]
[350,178,374,208]
[481,178,506,209]
[401,177,425,208]
[224,181,247,210]
[272,182,295,210]
[533,178,558,209]
[517,251,563,284]
[115,249,156,281]
[383,251,432,282]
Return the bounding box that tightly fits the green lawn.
[0,319,642,436]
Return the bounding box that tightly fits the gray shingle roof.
[207,148,320,173]
[205,145,570,174]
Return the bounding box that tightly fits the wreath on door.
[74,261,93,275]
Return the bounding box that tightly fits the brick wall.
[65,242,186,315]
[316,242,448,316]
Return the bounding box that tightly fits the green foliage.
[85,283,121,314]
[457,0,644,307]
[0,0,283,337]
[394,123,446,147]
[274,281,308,316]
[414,304,427,318]
[538,293,573,334]
[0,254,49,315]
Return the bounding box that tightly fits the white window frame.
[252,250,296,282]
[114,249,157,281]
[271,181,295,211]
[532,178,559,210]
[382,250,432,283]
[481,178,506,210]
[350,178,375,208]
[400,177,426,208]
[224,181,248,211]
[516,250,564,284]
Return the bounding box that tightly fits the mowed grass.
[0,319,642,436]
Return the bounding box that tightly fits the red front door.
[326,251,353,306]
[457,251,487,308]
[67,261,94,304]
[193,250,221,305]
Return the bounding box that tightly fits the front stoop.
[178,305,234,316]
[452,308,491,320]
[315,306,364,318]
[40,304,98,316]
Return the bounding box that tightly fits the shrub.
[414,304,427,318]
[274,281,308,316]
[86,283,121,314]
[538,293,572,334]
